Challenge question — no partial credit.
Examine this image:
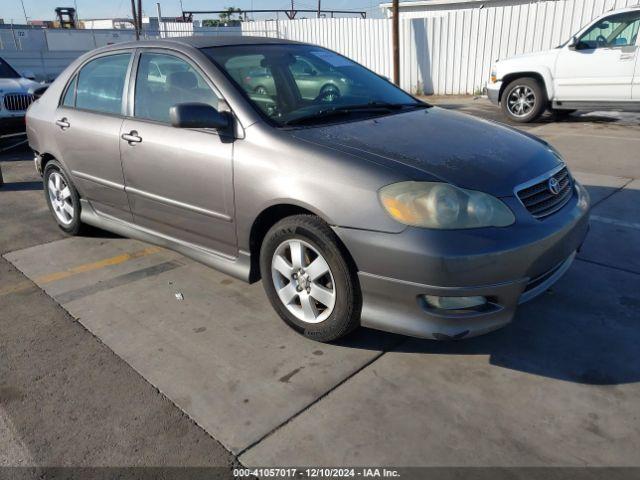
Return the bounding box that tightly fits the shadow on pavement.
[0,180,42,191]
[340,284,639,387]
[431,98,640,127]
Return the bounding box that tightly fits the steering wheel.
[596,34,608,47]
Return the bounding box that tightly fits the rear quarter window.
[61,75,77,107]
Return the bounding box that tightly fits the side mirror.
[568,36,578,50]
[23,70,37,80]
[170,102,230,130]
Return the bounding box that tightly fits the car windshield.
[202,44,424,127]
[0,57,21,79]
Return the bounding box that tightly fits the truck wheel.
[501,77,547,123]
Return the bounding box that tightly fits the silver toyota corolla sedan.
[26,37,590,342]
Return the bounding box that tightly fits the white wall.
[244,0,640,95]
[4,1,640,93]
[1,50,82,81]
[243,18,395,82]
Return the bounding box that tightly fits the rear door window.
[75,53,131,115]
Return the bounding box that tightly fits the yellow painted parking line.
[0,246,163,297]
[0,280,36,296]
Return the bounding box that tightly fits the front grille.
[3,93,34,112]
[516,167,573,219]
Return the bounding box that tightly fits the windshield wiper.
[283,101,426,126]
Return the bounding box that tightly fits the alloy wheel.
[47,171,74,225]
[319,86,339,102]
[271,239,336,324]
[507,85,536,118]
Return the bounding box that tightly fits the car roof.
[96,35,305,52]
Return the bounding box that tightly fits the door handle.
[620,53,636,60]
[55,118,70,129]
[121,131,142,144]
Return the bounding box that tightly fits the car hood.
[0,77,40,93]
[507,48,558,61]
[496,48,560,73]
[290,107,562,197]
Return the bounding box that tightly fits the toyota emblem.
[548,177,561,195]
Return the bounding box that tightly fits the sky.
[1,0,384,23]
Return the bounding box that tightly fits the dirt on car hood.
[291,106,562,197]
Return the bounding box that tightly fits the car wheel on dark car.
[260,215,361,342]
[254,85,269,96]
[501,77,546,123]
[43,160,85,235]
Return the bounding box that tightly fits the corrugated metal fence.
[3,0,640,92]
[244,0,640,95]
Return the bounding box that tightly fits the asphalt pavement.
[1,98,638,473]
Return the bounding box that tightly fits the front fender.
[233,123,408,251]
[497,62,556,100]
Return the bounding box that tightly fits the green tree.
[218,6,242,26]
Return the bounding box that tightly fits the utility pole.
[317,0,321,18]
[130,0,139,40]
[137,0,143,34]
[73,0,79,26]
[19,0,29,24]
[156,2,163,37]
[392,0,399,86]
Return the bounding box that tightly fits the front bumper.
[487,82,502,105]
[334,182,590,340]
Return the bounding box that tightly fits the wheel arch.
[39,152,57,172]
[39,152,72,177]
[247,203,358,283]
[499,70,554,103]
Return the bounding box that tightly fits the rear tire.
[43,160,85,235]
[501,77,547,123]
[260,215,361,342]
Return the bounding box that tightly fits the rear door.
[554,10,640,101]
[120,49,236,256]
[54,51,133,221]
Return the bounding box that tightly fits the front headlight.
[490,64,498,83]
[379,182,515,229]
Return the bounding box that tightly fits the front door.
[120,50,236,256]
[554,10,640,101]
[54,52,133,221]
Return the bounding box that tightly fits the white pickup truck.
[487,6,640,122]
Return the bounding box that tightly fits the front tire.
[43,160,84,235]
[260,215,361,342]
[501,77,546,123]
